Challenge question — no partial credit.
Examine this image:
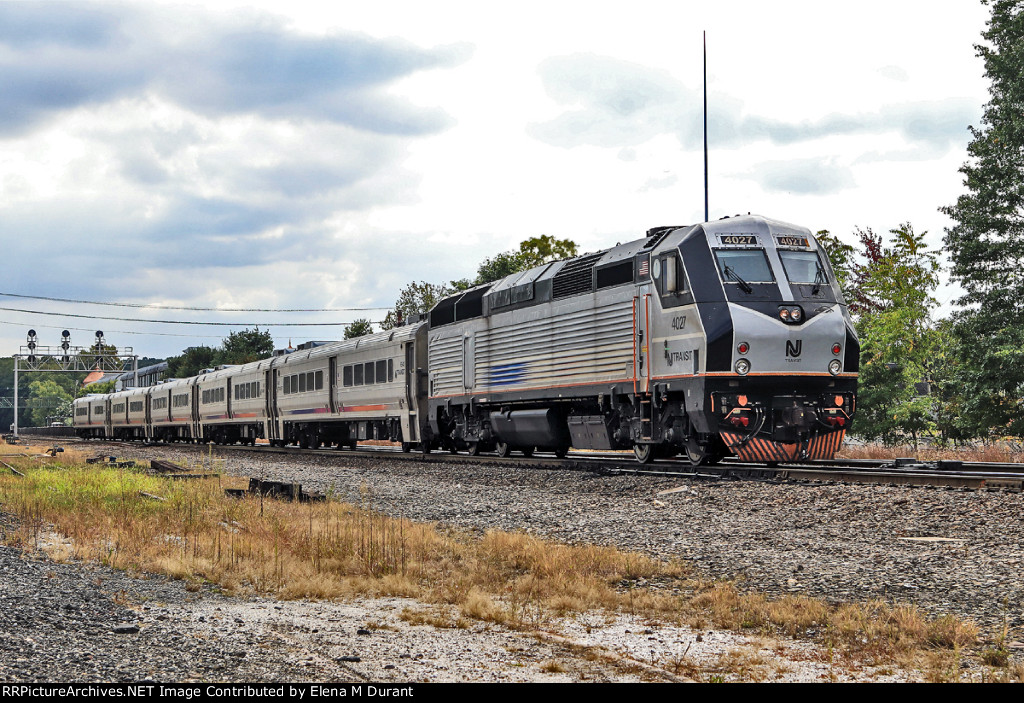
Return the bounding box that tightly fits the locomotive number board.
[718,234,757,246]
[775,235,810,248]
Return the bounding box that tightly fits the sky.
[0,0,994,361]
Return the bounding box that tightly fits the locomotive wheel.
[521,446,534,457]
[633,444,655,464]
[467,442,481,456]
[554,445,569,459]
[495,441,512,458]
[401,442,413,453]
[685,443,724,467]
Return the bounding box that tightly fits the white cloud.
[0,0,994,357]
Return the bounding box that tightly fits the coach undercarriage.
[278,418,408,450]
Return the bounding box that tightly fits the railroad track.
[14,433,1024,491]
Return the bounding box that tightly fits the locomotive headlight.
[735,358,751,375]
[778,305,805,324]
[828,359,842,375]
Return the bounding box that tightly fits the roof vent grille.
[552,253,603,299]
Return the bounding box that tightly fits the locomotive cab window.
[779,250,825,283]
[713,249,775,284]
[779,249,837,301]
[653,252,693,308]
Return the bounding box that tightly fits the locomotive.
[74,214,857,465]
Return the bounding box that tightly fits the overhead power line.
[0,319,224,339]
[0,291,390,312]
[0,305,380,327]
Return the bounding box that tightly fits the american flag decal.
[638,258,650,277]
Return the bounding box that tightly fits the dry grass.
[0,449,1008,677]
[839,441,1024,463]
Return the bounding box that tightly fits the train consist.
[73,214,858,465]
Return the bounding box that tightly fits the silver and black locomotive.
[426,214,857,464]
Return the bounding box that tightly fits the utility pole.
[704,31,709,223]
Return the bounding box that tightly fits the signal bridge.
[11,330,138,439]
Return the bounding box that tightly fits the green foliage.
[814,230,857,305]
[475,235,579,285]
[381,280,454,329]
[220,327,274,365]
[475,250,529,285]
[382,235,580,328]
[25,378,73,427]
[849,224,941,445]
[165,345,218,379]
[518,234,579,269]
[164,328,275,378]
[344,318,375,339]
[940,0,1024,439]
[81,379,117,396]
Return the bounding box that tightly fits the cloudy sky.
[0,0,993,360]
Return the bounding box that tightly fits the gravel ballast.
[3,442,1023,682]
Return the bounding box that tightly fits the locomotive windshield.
[779,250,827,284]
[713,249,775,284]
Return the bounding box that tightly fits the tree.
[849,224,941,445]
[518,234,578,268]
[165,346,218,378]
[25,378,73,427]
[344,319,375,339]
[381,280,458,330]
[382,236,581,329]
[220,327,274,365]
[814,229,857,305]
[80,379,117,396]
[474,234,580,285]
[475,251,529,285]
[940,0,1024,438]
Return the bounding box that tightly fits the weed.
[540,660,566,674]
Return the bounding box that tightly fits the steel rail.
[29,433,1024,491]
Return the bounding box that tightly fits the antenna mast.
[703,31,709,222]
